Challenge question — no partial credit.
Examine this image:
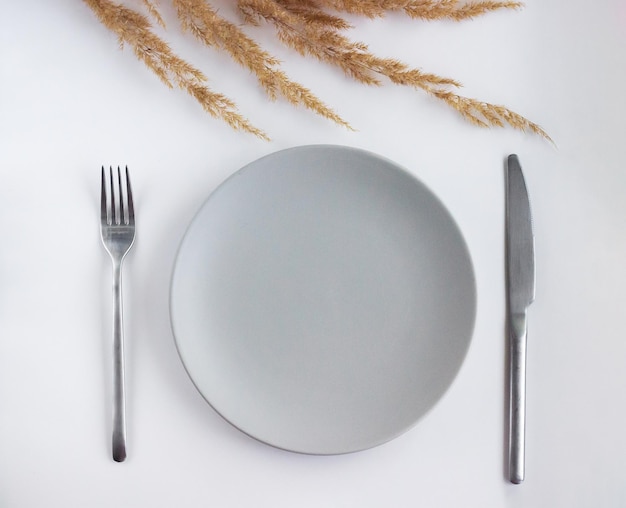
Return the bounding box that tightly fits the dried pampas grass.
[82,0,550,141]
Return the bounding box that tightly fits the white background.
[1,0,625,506]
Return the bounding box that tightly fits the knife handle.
[509,312,527,484]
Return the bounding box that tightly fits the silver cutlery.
[506,154,535,484]
[100,166,136,463]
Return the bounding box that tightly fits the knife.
[506,154,535,484]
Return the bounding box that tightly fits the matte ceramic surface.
[170,145,476,454]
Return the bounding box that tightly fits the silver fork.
[100,166,136,463]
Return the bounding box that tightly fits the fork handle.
[112,261,127,462]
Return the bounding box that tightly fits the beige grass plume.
[82,0,550,141]
[239,0,550,140]
[240,0,461,89]
[83,0,269,139]
[317,0,524,20]
[172,0,352,130]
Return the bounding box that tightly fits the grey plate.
[170,145,476,454]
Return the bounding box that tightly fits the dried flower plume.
[82,0,550,141]
[83,0,269,138]
[173,0,352,129]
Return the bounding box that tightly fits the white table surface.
[1,1,625,506]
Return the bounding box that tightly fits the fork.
[100,166,136,463]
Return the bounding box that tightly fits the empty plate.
[170,145,476,454]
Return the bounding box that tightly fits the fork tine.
[101,166,108,224]
[126,166,135,225]
[117,166,125,225]
[109,166,117,225]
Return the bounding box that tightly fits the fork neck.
[108,256,126,282]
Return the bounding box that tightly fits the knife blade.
[506,154,535,484]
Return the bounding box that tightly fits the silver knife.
[506,154,535,484]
